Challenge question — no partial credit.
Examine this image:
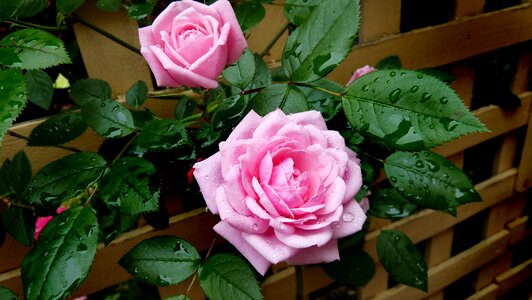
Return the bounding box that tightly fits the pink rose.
[194,109,366,274]
[138,0,247,89]
[34,206,68,240]
[346,65,375,86]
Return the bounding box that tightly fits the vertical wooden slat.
[358,262,388,300]
[359,0,401,42]
[73,0,153,95]
[453,0,485,18]
[514,103,532,192]
[246,3,288,63]
[511,51,532,94]
[424,230,454,300]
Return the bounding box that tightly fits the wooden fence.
[0,0,531,299]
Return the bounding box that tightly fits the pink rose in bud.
[34,206,67,240]
[346,65,376,86]
[138,0,247,89]
[194,109,366,275]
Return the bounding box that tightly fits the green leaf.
[137,119,191,151]
[377,230,428,291]
[235,1,265,32]
[21,206,99,300]
[322,249,375,287]
[223,48,255,90]
[303,79,343,121]
[119,236,200,286]
[343,69,488,150]
[25,69,54,110]
[376,55,401,70]
[0,69,27,151]
[166,296,189,300]
[0,48,22,66]
[1,207,35,247]
[131,109,156,128]
[56,0,86,14]
[384,150,481,210]
[282,0,360,82]
[251,54,272,88]
[96,0,121,12]
[81,99,136,138]
[99,157,159,215]
[0,286,19,300]
[126,80,148,108]
[13,0,48,18]
[28,112,88,146]
[0,1,19,21]
[25,152,106,208]
[174,97,196,121]
[212,95,248,131]
[98,207,139,245]
[70,78,112,106]
[199,254,262,300]
[284,0,321,26]
[127,1,155,20]
[250,84,307,115]
[0,151,32,197]
[0,29,71,69]
[418,68,456,85]
[368,188,417,219]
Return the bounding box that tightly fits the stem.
[7,130,82,153]
[186,236,218,297]
[111,131,139,165]
[6,19,68,31]
[292,82,344,98]
[295,265,304,300]
[240,86,265,96]
[259,22,290,58]
[2,197,35,211]
[73,13,140,54]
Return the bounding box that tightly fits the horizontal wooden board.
[328,3,532,83]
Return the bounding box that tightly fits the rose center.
[270,158,309,207]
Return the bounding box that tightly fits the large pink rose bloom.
[194,109,366,274]
[138,0,247,89]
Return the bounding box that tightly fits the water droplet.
[410,86,419,93]
[157,275,171,285]
[342,213,354,222]
[408,180,414,184]
[429,124,435,129]
[426,160,440,172]
[111,105,119,112]
[389,176,397,183]
[389,88,401,103]
[415,160,424,168]
[373,76,381,83]
[390,71,396,77]
[100,102,106,107]
[439,97,448,104]
[417,73,424,79]
[421,92,432,103]
[252,223,259,231]
[362,84,369,91]
[393,235,401,242]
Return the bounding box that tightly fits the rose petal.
[295,206,342,230]
[150,46,219,88]
[287,110,327,130]
[259,151,273,184]
[214,222,271,275]
[193,152,224,213]
[188,24,230,77]
[275,227,333,249]
[151,2,182,42]
[253,109,289,139]
[215,187,268,233]
[210,0,247,63]
[332,200,367,238]
[242,231,298,264]
[227,110,262,142]
[139,28,183,87]
[285,239,340,265]
[277,123,310,145]
[343,156,363,203]
[317,177,346,215]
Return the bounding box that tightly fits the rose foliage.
[0,0,487,299]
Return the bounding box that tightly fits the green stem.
[186,236,218,297]
[259,22,290,57]
[292,81,344,98]
[7,130,82,153]
[111,131,140,165]
[295,265,304,300]
[73,13,141,55]
[6,19,68,31]
[2,197,35,211]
